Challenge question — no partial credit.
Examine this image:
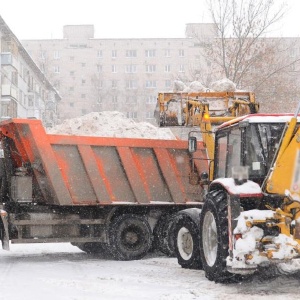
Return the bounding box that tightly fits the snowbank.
[47,111,176,140]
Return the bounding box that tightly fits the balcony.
[1,52,18,69]
[1,84,18,100]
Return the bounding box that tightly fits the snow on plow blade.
[0,119,207,206]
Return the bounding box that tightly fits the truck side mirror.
[188,136,197,153]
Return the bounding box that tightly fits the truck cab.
[213,114,291,186]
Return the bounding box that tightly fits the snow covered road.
[0,243,300,300]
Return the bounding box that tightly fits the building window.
[145,49,156,57]
[112,80,118,89]
[146,65,156,73]
[126,80,137,89]
[82,109,87,115]
[179,49,185,57]
[127,112,137,119]
[81,94,86,98]
[19,90,23,105]
[70,102,74,107]
[125,65,137,73]
[146,95,156,104]
[28,96,34,107]
[70,71,75,76]
[11,72,18,85]
[1,100,17,118]
[54,66,60,73]
[112,96,118,103]
[97,65,103,73]
[70,56,74,61]
[97,50,103,58]
[145,80,156,88]
[97,81,103,89]
[82,63,86,67]
[112,50,117,58]
[165,49,171,57]
[54,51,60,59]
[39,51,46,59]
[97,97,102,104]
[165,65,171,72]
[82,79,86,84]
[179,65,185,72]
[126,50,137,58]
[112,65,117,73]
[69,87,74,91]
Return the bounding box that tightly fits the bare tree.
[201,0,300,112]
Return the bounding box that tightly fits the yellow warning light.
[203,113,210,121]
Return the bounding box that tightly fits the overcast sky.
[1,0,299,40]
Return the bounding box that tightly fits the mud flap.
[0,211,9,250]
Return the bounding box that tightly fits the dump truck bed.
[0,119,207,206]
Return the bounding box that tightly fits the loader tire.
[199,190,240,283]
[108,214,153,261]
[174,215,202,270]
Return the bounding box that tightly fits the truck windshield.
[245,123,285,178]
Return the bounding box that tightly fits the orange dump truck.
[0,118,207,260]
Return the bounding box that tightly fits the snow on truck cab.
[175,109,300,283]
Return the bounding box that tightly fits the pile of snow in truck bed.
[173,78,237,93]
[47,111,176,139]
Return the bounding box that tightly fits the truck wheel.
[153,214,177,257]
[108,214,153,260]
[199,190,238,283]
[174,215,202,269]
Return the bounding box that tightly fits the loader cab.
[213,118,286,185]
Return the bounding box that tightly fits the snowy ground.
[1,243,300,299]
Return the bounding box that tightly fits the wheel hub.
[177,227,193,260]
[202,211,218,267]
[124,231,139,244]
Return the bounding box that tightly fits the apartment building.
[22,24,217,124]
[0,16,60,127]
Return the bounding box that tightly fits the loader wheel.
[174,215,202,270]
[108,214,153,260]
[199,190,239,283]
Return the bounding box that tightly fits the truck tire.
[199,190,239,283]
[174,215,202,269]
[108,214,153,260]
[153,214,177,257]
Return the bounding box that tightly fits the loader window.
[257,123,285,170]
[245,125,265,177]
[227,128,242,177]
[215,134,227,178]
[215,127,241,178]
